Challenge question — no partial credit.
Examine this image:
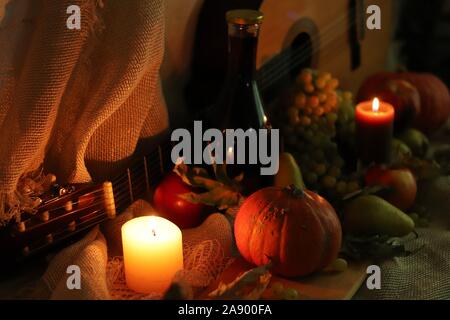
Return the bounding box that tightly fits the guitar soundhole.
[289,32,313,79]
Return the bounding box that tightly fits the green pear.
[274,152,305,189]
[398,128,429,157]
[391,138,412,158]
[343,195,415,237]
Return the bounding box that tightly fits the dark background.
[396,0,450,86]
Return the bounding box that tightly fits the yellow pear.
[274,152,305,189]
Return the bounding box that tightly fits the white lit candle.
[121,216,183,294]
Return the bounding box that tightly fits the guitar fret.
[126,168,134,203]
[143,155,150,193]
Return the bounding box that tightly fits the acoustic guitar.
[0,0,394,269]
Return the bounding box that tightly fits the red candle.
[355,98,395,164]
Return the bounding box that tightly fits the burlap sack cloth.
[0,0,169,223]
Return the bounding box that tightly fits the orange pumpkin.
[234,186,342,277]
[400,73,450,134]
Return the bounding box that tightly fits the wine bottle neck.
[226,24,259,79]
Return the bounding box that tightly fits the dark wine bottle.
[206,9,266,131]
[204,10,273,194]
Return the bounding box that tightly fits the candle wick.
[152,229,156,237]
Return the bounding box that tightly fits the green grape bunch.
[271,69,361,201]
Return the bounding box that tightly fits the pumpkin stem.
[284,184,305,198]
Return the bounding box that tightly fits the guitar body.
[165,0,393,112]
[257,0,394,93]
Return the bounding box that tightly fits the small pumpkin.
[234,185,342,277]
[400,73,450,134]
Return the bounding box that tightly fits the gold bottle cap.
[226,9,264,25]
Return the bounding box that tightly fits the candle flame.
[263,115,268,124]
[228,147,233,154]
[372,98,380,112]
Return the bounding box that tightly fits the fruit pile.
[273,69,360,199]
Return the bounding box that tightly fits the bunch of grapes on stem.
[273,69,361,201]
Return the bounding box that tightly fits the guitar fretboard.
[110,139,174,213]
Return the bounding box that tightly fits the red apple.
[365,166,417,211]
[153,172,210,229]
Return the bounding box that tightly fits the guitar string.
[35,164,149,213]
[29,173,153,226]
[259,14,360,91]
[259,9,359,89]
[33,158,159,215]
[41,162,166,218]
[259,22,357,90]
[256,3,355,50]
[257,7,357,85]
[259,26,355,92]
[39,169,149,215]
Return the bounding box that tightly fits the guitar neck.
[0,137,175,268]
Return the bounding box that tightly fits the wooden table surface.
[201,258,369,300]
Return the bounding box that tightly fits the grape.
[313,149,325,161]
[342,91,353,101]
[301,116,312,126]
[323,105,332,114]
[319,71,332,82]
[332,156,345,168]
[304,130,314,140]
[314,107,325,116]
[304,107,313,115]
[295,125,304,135]
[328,166,341,178]
[306,172,318,184]
[322,175,337,188]
[298,70,313,84]
[307,96,320,108]
[295,93,307,108]
[315,77,326,90]
[329,258,348,272]
[282,288,299,300]
[346,181,360,193]
[326,78,339,91]
[271,282,285,299]
[336,181,347,194]
[299,154,310,164]
[314,163,327,176]
[326,113,338,123]
[310,136,321,146]
[304,84,315,93]
[318,93,327,103]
